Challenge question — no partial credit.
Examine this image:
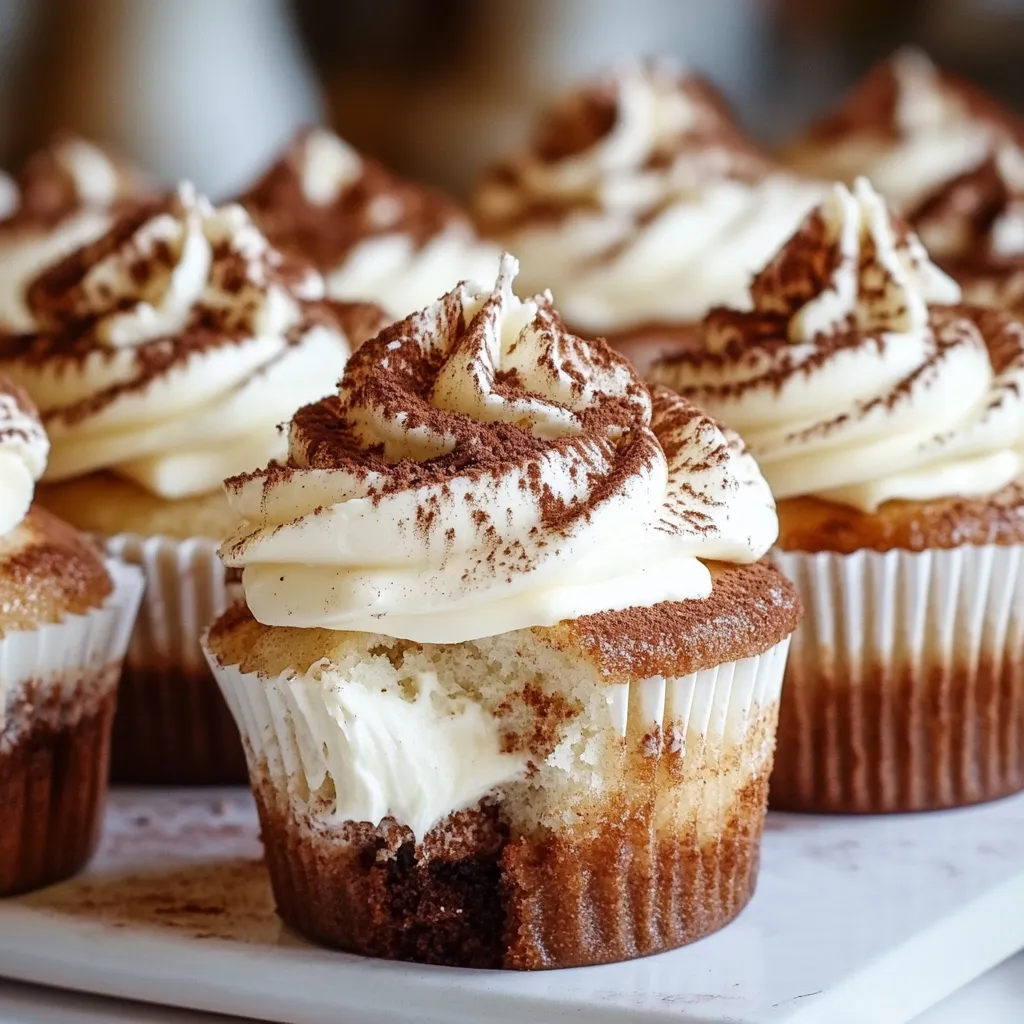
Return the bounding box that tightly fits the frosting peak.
[745,178,959,345]
[0,376,47,537]
[653,181,1024,512]
[0,136,146,332]
[0,187,358,500]
[240,128,498,320]
[474,60,825,332]
[29,183,320,348]
[221,255,779,643]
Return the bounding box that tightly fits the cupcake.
[0,183,367,785]
[0,135,145,333]
[0,377,142,894]
[238,127,498,322]
[785,48,1024,218]
[203,254,801,968]
[651,178,1024,813]
[472,59,825,373]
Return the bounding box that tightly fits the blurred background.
[1,0,1022,198]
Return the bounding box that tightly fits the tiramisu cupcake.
[472,60,825,373]
[0,377,142,895]
[203,254,801,968]
[239,127,498,322]
[0,184,365,785]
[652,178,1024,813]
[0,135,145,332]
[785,48,1024,220]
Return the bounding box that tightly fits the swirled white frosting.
[474,61,825,332]
[0,378,48,536]
[788,48,1021,216]
[0,184,352,501]
[652,179,1024,512]
[0,137,142,332]
[241,128,499,321]
[220,254,778,643]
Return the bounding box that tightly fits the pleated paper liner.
[104,534,247,784]
[771,545,1024,813]
[0,560,144,895]
[207,634,791,968]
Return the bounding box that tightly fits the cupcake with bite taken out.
[0,184,375,784]
[0,135,146,333]
[0,376,142,894]
[203,253,801,968]
[238,127,498,323]
[473,59,825,373]
[652,178,1024,813]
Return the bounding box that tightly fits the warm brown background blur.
[2,0,1023,198]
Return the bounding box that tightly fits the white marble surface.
[0,789,1023,1024]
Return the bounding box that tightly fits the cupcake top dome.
[0,184,357,499]
[220,253,780,643]
[473,58,825,332]
[651,178,1024,512]
[239,127,498,321]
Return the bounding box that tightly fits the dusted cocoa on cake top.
[204,253,800,969]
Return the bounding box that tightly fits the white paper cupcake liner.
[771,544,1024,812]
[101,533,247,784]
[204,629,792,968]
[1,558,145,742]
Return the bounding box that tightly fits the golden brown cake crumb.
[0,505,111,636]
[38,472,238,541]
[776,480,1024,554]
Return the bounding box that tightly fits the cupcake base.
[0,672,117,896]
[771,657,1024,813]
[771,545,1024,813]
[110,666,248,785]
[103,533,245,785]
[248,708,775,970]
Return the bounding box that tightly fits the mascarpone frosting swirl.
[913,144,1024,314]
[220,253,778,643]
[0,136,145,332]
[473,60,825,332]
[240,128,499,321]
[0,376,48,536]
[0,184,358,500]
[787,48,1024,216]
[652,179,1024,512]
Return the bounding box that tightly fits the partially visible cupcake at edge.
[238,127,498,322]
[651,178,1024,813]
[785,47,1024,312]
[0,183,369,785]
[472,59,826,372]
[203,253,801,969]
[0,135,146,333]
[0,376,142,894]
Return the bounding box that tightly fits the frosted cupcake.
[652,178,1024,813]
[239,127,498,322]
[203,254,801,968]
[473,60,825,372]
[0,184,364,784]
[786,48,1023,216]
[0,136,145,333]
[0,377,142,894]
